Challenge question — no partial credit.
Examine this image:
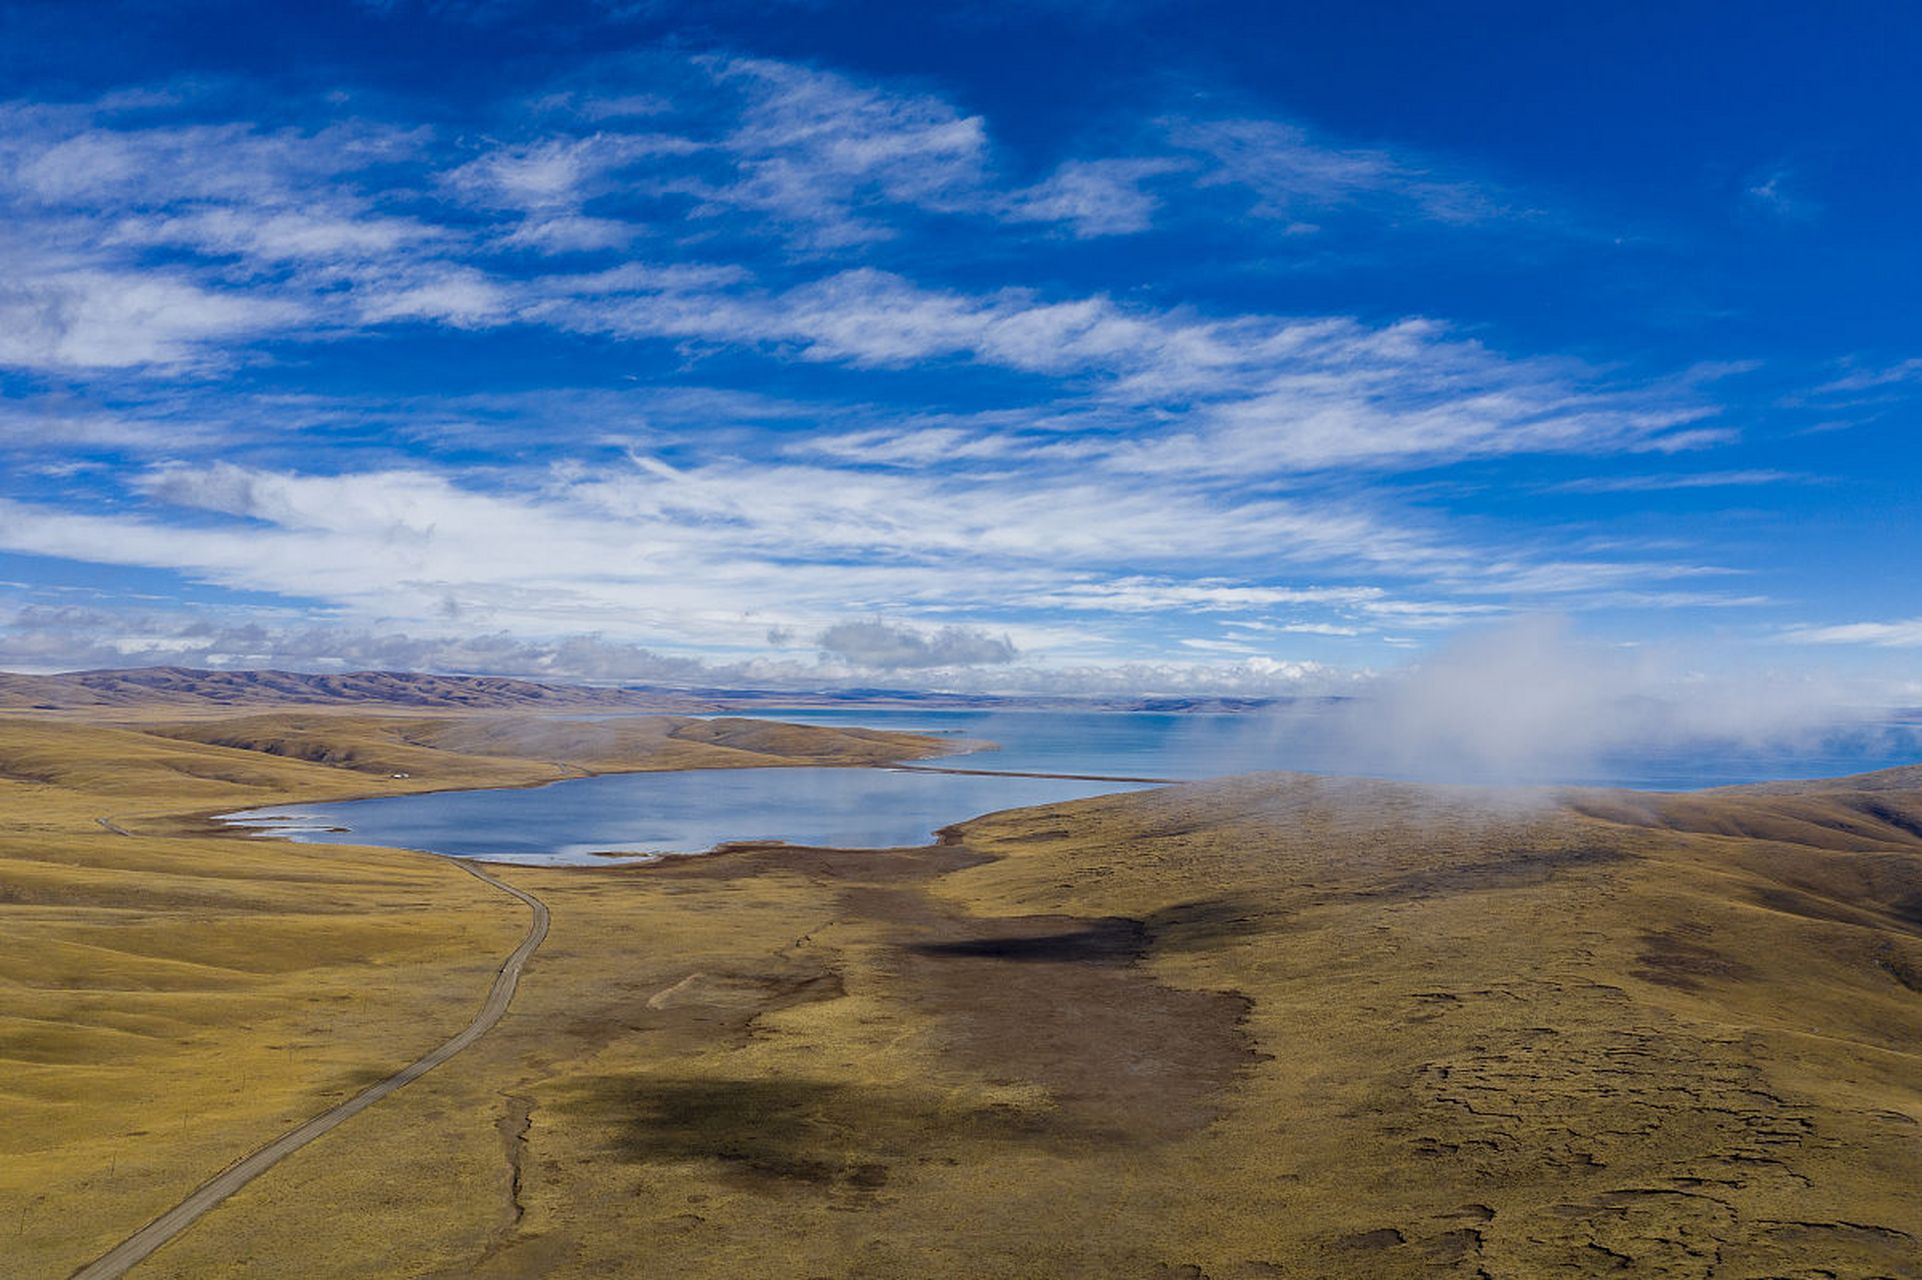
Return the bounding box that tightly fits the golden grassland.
[0,711,939,1277]
[5,708,1922,1278]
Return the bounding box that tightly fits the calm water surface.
[222,707,1921,866]
[221,766,1148,866]
[708,707,1922,791]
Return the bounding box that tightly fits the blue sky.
[0,0,1918,698]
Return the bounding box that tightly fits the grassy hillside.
[6,713,1920,1278]
[0,710,942,1277]
[145,711,937,782]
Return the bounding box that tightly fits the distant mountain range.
[0,666,715,711]
[0,665,1321,714]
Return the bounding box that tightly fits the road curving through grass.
[70,860,549,1280]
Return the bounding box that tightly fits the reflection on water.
[220,766,1149,866]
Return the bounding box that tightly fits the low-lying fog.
[731,619,1919,790]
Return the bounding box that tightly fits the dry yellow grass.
[6,710,1921,1278]
[0,710,940,1277]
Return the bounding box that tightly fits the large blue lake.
[222,707,1921,866]
[706,707,1922,791]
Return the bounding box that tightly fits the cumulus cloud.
[817,620,1017,669]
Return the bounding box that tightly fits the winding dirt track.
[71,860,549,1280]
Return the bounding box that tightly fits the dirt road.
[71,860,549,1279]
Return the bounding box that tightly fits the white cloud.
[1466,558,1737,597]
[0,262,303,369]
[1547,469,1800,494]
[1244,621,1364,637]
[1179,637,1259,653]
[816,619,1016,668]
[0,399,225,452]
[1815,357,1922,395]
[444,135,658,209]
[440,131,700,253]
[1784,619,1922,648]
[1000,158,1185,236]
[0,65,1797,686]
[0,601,1359,695]
[0,440,1753,687]
[1171,117,1506,226]
[355,266,514,327]
[1354,599,1508,628]
[499,214,639,252]
[1014,578,1387,613]
[1303,615,1879,785]
[0,107,443,368]
[0,451,1459,660]
[111,207,440,264]
[1742,165,1817,222]
[0,64,1571,378]
[533,265,1724,476]
[0,112,425,207]
[687,57,989,246]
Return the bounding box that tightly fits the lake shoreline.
[213,759,1154,867]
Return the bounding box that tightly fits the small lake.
[220,766,1149,866]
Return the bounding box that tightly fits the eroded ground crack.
[496,1093,534,1231]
